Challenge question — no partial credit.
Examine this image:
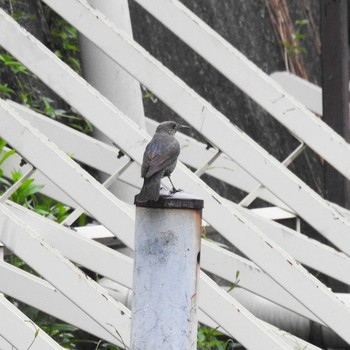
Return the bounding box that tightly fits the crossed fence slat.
[0,5,350,344]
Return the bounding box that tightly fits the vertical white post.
[80,0,146,203]
[131,191,203,350]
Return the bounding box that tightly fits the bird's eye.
[172,123,176,129]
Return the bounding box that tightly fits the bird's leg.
[167,176,182,194]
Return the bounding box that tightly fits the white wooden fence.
[0,1,350,349]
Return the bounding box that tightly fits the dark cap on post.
[134,189,204,210]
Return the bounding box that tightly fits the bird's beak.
[179,124,190,130]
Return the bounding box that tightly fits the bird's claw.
[169,187,183,195]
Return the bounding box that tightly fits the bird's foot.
[169,187,183,195]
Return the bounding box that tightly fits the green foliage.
[227,270,240,293]
[283,19,309,57]
[43,323,80,349]
[0,83,15,98]
[0,138,72,223]
[198,326,238,350]
[20,306,81,349]
[0,53,30,75]
[0,5,92,133]
[10,171,44,205]
[46,10,81,74]
[9,169,71,223]
[0,138,16,181]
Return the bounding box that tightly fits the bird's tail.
[135,172,162,203]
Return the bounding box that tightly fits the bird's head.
[156,121,190,135]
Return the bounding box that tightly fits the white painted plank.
[1,12,350,342]
[0,337,13,350]
[0,203,131,347]
[270,71,323,115]
[16,2,350,257]
[0,295,63,350]
[135,0,350,181]
[0,261,123,346]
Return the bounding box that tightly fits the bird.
[135,121,189,203]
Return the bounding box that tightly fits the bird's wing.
[141,136,180,178]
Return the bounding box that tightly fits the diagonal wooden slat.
[0,336,13,350]
[271,71,323,115]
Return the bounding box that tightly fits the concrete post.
[131,190,203,350]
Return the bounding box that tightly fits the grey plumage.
[135,121,188,203]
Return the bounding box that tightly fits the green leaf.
[295,19,309,26]
[52,323,78,332]
[11,170,22,182]
[0,139,7,152]
[292,33,305,41]
[0,149,16,166]
[0,84,15,97]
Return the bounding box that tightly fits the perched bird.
[135,121,189,203]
